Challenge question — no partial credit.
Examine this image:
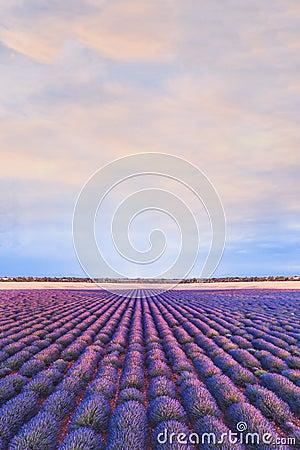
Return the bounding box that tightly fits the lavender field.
[0,289,299,449]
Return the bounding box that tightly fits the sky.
[0,0,299,278]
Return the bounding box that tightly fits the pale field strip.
[0,281,299,290]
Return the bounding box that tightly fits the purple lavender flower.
[286,356,300,370]
[260,355,287,373]
[225,402,282,449]
[148,377,176,401]
[87,378,116,399]
[9,411,59,450]
[245,384,293,424]
[42,389,76,421]
[193,355,221,379]
[118,387,144,404]
[148,360,172,379]
[195,416,244,450]
[282,369,300,387]
[0,392,39,442]
[70,393,110,432]
[107,401,149,450]
[229,349,260,369]
[206,374,245,409]
[0,374,27,405]
[148,396,187,427]
[59,427,104,450]
[261,373,300,413]
[182,385,221,421]
[214,352,237,371]
[226,364,257,387]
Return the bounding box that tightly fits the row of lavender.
[0,289,299,449]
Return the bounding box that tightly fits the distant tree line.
[0,276,94,282]
[180,275,300,283]
[0,275,299,283]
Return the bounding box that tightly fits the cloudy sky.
[0,0,299,278]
